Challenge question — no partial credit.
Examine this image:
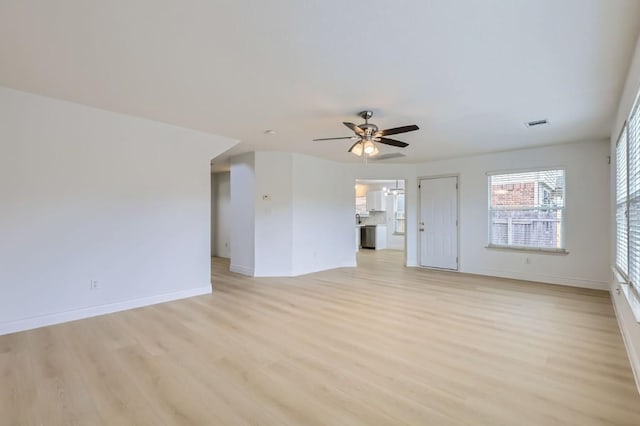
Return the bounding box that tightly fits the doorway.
[211,171,231,259]
[355,179,406,264]
[419,176,458,270]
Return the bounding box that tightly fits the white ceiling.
[1,1,639,171]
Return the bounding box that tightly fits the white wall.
[0,87,238,334]
[292,154,356,275]
[610,33,640,392]
[230,153,256,275]
[227,151,356,277]
[416,140,610,289]
[254,152,293,276]
[211,172,231,258]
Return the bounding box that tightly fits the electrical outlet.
[90,280,99,290]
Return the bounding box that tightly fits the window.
[616,128,628,275]
[488,169,565,251]
[616,97,640,292]
[355,196,367,215]
[394,193,405,234]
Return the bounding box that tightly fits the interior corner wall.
[212,171,231,259]
[0,86,238,335]
[253,152,293,276]
[290,154,356,275]
[416,140,610,290]
[230,153,256,276]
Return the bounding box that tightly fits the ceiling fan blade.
[343,122,364,135]
[377,124,419,137]
[312,136,357,141]
[377,137,409,148]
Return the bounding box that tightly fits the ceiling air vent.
[372,153,406,161]
[526,119,548,127]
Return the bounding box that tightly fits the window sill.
[612,268,640,323]
[485,244,569,255]
[393,233,405,236]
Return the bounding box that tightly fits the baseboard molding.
[610,281,640,395]
[0,286,212,336]
[291,261,357,277]
[230,264,255,276]
[469,268,609,291]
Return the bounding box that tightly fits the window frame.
[487,167,567,253]
[393,193,405,235]
[616,98,640,294]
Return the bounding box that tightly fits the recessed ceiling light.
[526,119,548,127]
[264,129,277,135]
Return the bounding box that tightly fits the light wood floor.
[1,250,639,425]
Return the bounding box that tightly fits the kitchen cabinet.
[366,190,387,211]
[375,225,387,250]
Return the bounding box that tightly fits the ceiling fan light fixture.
[363,139,376,154]
[350,142,364,156]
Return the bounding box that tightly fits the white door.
[420,177,458,270]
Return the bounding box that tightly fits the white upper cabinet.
[366,190,387,211]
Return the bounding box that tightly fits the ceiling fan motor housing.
[358,123,378,136]
[359,110,373,120]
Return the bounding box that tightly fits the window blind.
[616,129,628,275]
[488,169,565,250]
[616,93,640,291]
[628,101,640,290]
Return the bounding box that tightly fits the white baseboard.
[291,261,357,277]
[610,281,640,395]
[230,264,255,276]
[468,267,608,291]
[0,286,212,336]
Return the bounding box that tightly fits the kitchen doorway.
[355,179,406,264]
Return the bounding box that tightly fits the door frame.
[417,174,460,271]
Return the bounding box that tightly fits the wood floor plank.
[1,250,639,425]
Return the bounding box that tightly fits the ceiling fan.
[313,111,419,157]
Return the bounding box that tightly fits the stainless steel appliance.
[361,225,376,249]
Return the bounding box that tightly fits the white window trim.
[487,167,567,252]
[393,193,405,235]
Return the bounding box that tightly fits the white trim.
[230,265,255,276]
[610,280,640,395]
[470,267,608,290]
[485,165,567,176]
[485,245,569,255]
[487,168,566,251]
[0,286,212,336]
[612,266,640,323]
[292,260,357,277]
